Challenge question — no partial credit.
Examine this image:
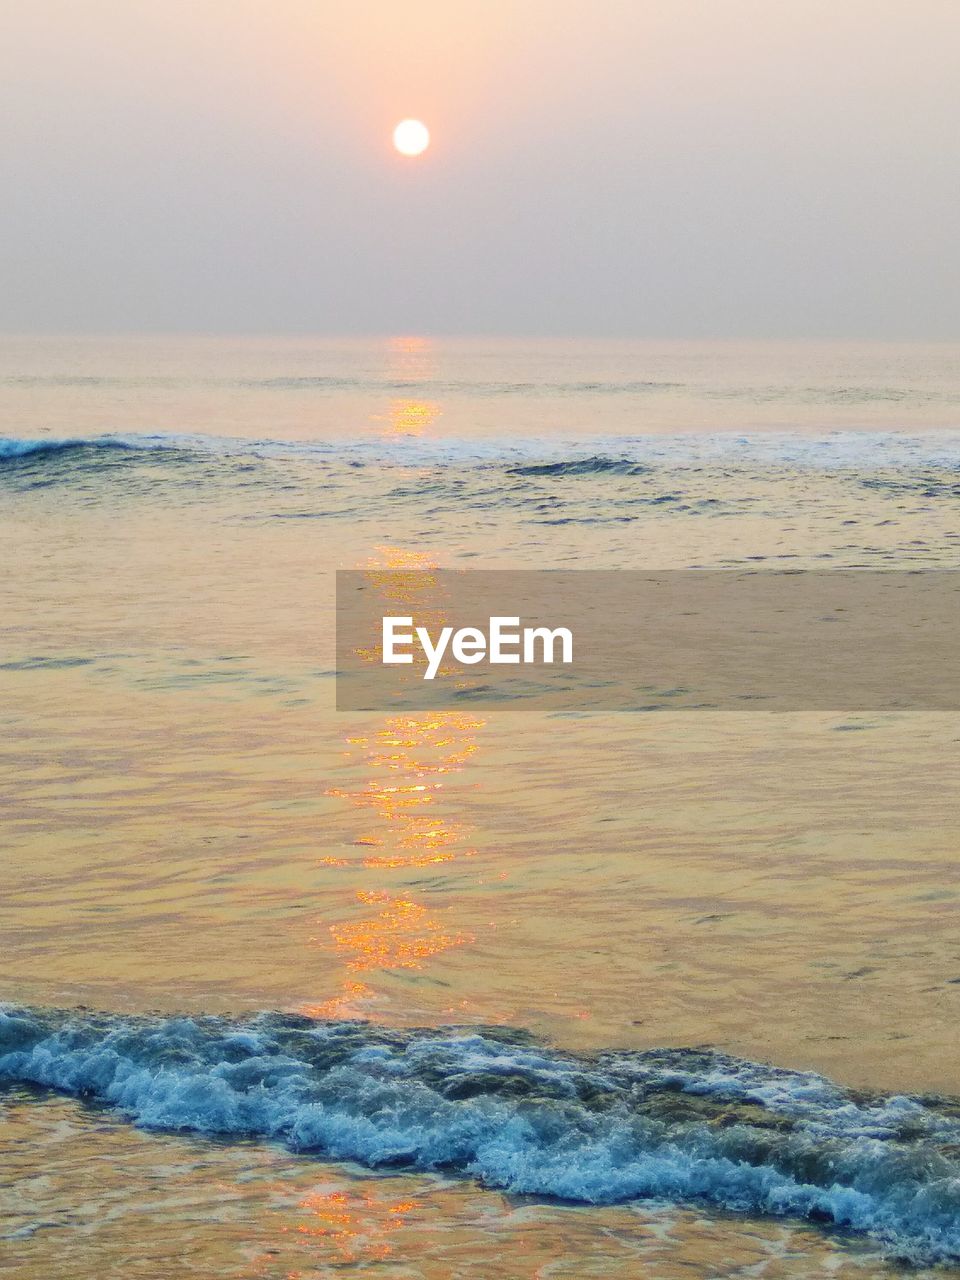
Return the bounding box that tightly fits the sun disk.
[393,119,430,158]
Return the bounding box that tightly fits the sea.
[2,336,960,1278]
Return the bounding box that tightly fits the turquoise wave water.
[3,1005,960,1264]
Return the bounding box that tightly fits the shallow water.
[2,337,960,1276]
[5,1085,926,1280]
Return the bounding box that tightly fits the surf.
[2,1004,960,1264]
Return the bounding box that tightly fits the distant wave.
[2,1004,960,1263]
[0,434,198,462]
[506,457,651,477]
[247,377,686,397]
[4,430,960,471]
[0,436,125,461]
[0,375,685,396]
[5,373,960,406]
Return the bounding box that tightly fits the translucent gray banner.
[336,570,960,711]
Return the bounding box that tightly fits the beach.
[3,335,960,1276]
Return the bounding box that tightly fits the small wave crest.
[2,1005,959,1263]
[0,435,198,464]
[0,437,124,462]
[506,457,651,477]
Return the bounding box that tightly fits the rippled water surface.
[2,337,960,1277]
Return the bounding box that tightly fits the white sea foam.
[2,1006,959,1263]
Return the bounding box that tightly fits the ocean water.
[2,336,960,1278]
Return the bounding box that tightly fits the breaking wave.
[4,430,960,474]
[0,434,201,463]
[2,1005,960,1264]
[505,457,651,477]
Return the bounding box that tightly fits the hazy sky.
[2,1,959,337]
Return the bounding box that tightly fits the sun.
[393,119,430,158]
